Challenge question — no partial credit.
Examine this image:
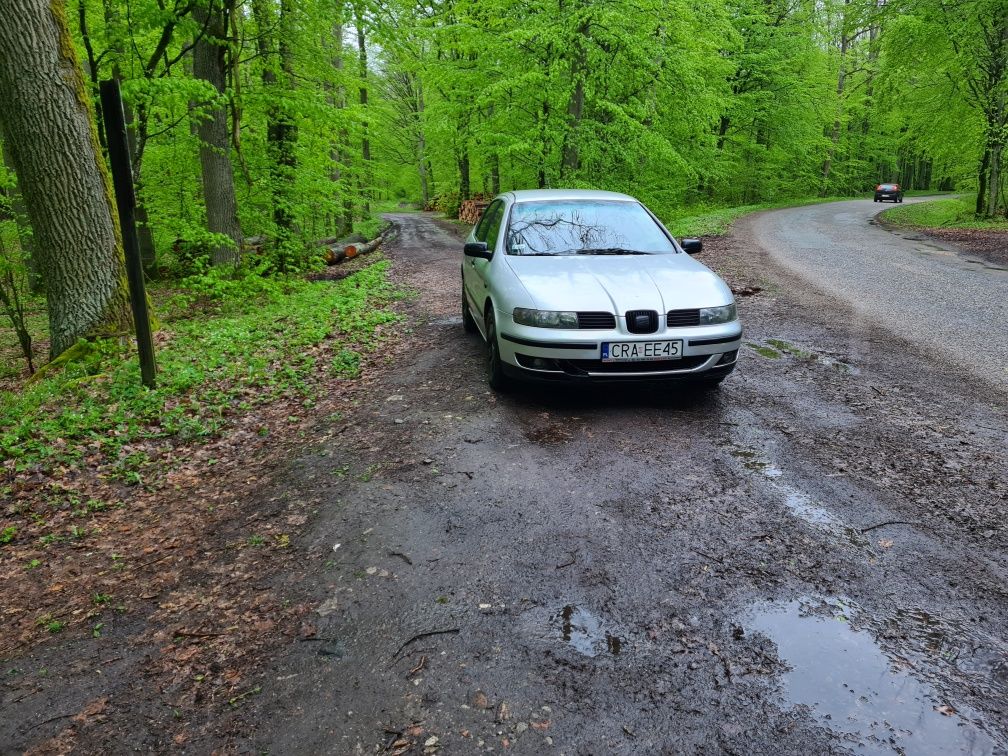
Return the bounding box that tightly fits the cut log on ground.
[324,233,385,266]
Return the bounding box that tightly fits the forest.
[0,0,1005,365]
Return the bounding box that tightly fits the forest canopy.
[0,0,1005,361]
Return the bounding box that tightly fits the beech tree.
[0,0,133,358]
[192,0,242,265]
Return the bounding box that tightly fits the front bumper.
[497,313,742,381]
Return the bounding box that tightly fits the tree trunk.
[98,0,156,272]
[192,1,242,265]
[77,0,106,150]
[0,0,133,358]
[561,16,588,178]
[417,88,431,206]
[538,98,550,189]
[822,0,850,190]
[716,115,730,151]
[458,148,470,201]
[989,139,1003,217]
[977,148,990,216]
[252,0,298,266]
[490,152,500,195]
[354,3,371,217]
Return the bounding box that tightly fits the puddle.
[747,597,1003,754]
[553,605,622,657]
[880,609,1008,700]
[430,315,463,326]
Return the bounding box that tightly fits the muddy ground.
[3,210,1007,754]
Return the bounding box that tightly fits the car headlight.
[699,303,737,325]
[513,308,579,328]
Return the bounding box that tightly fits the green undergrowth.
[665,195,862,237]
[0,261,400,475]
[880,196,1008,231]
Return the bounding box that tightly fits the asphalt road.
[738,198,1008,390]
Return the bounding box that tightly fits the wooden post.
[99,79,157,388]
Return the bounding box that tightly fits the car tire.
[898,197,903,203]
[484,309,511,391]
[462,278,478,334]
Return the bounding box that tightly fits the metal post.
[99,79,156,388]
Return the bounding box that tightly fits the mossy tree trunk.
[0,0,133,359]
[193,0,242,266]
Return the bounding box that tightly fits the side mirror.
[464,240,492,259]
[680,238,702,255]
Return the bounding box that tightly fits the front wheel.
[484,309,511,392]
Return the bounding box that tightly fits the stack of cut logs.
[322,233,384,266]
[458,199,490,225]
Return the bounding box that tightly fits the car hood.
[504,253,733,312]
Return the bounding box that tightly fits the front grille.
[666,309,701,327]
[563,355,708,374]
[625,309,659,334]
[577,311,616,329]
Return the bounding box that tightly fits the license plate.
[602,340,683,362]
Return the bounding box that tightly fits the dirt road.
[5,208,1007,754]
[228,211,1007,754]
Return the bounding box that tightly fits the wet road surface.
[739,199,1008,390]
[228,211,1007,753]
[194,208,1008,756]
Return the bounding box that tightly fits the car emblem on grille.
[626,309,659,334]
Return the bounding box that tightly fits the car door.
[464,200,504,322]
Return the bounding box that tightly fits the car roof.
[503,189,637,203]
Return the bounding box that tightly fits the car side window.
[482,202,505,250]
[474,200,504,245]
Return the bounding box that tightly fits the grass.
[663,195,857,237]
[880,196,1008,231]
[0,260,400,480]
[662,191,959,238]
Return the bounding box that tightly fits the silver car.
[461,189,741,390]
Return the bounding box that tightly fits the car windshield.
[505,199,676,256]
[879,184,897,190]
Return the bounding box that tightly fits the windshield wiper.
[575,247,649,255]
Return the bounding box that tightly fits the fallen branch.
[690,547,726,565]
[391,628,459,660]
[555,551,577,569]
[860,520,916,534]
[408,655,427,676]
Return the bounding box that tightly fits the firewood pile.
[458,198,490,224]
